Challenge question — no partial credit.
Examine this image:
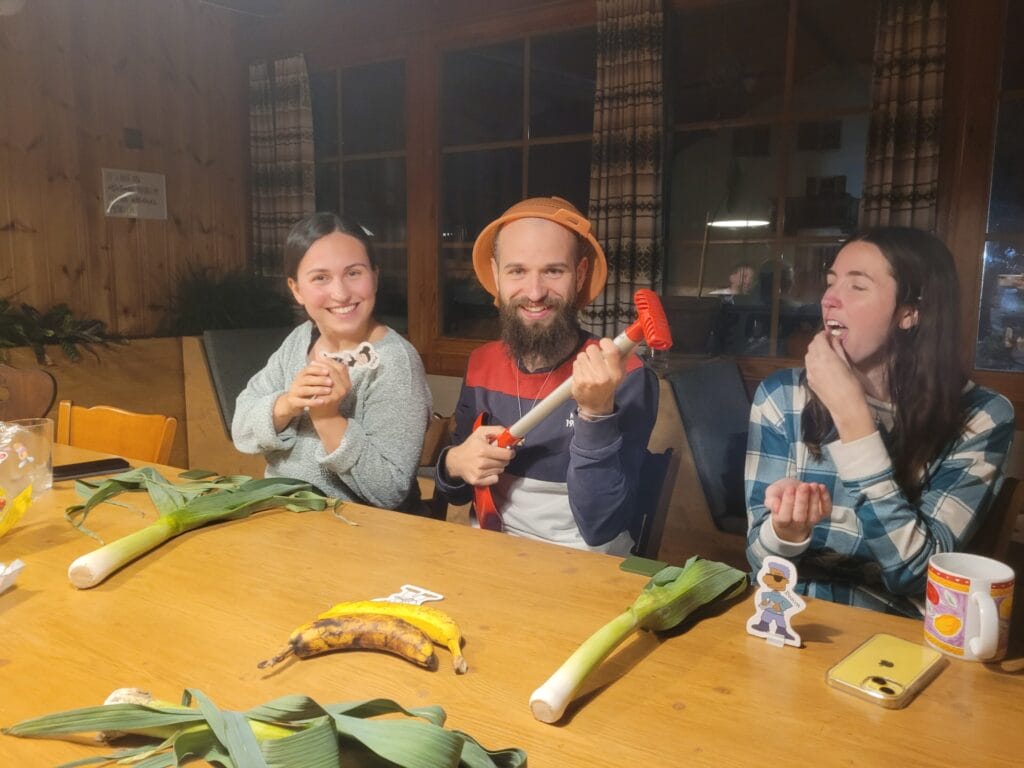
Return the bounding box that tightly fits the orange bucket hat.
[471,196,608,308]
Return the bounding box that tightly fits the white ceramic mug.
[924,552,1015,662]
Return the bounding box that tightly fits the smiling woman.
[231,212,432,512]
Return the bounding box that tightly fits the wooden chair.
[0,364,57,421]
[55,400,177,464]
[415,412,455,520]
[966,476,1022,562]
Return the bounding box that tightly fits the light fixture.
[708,219,770,229]
[696,213,771,296]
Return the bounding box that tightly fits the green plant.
[0,298,124,364]
[165,266,296,335]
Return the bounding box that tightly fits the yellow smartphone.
[826,633,946,709]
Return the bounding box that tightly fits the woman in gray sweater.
[232,213,431,510]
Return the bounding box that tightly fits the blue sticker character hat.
[768,562,791,579]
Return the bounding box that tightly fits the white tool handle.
[506,331,639,438]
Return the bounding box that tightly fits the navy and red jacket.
[435,333,658,549]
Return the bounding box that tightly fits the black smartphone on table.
[53,458,131,482]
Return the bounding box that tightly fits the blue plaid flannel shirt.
[745,368,1014,617]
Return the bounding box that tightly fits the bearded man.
[434,197,659,554]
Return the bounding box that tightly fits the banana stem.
[529,608,638,723]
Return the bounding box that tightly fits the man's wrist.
[576,406,615,422]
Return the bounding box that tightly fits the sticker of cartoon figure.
[746,556,806,648]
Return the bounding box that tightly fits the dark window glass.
[341,59,405,155]
[311,71,338,158]
[671,0,787,124]
[441,42,524,145]
[785,113,867,235]
[441,148,522,243]
[530,29,596,137]
[1002,1,1024,92]
[341,157,406,243]
[976,240,1024,371]
[441,246,499,339]
[988,98,1024,234]
[669,127,779,244]
[792,0,877,111]
[375,246,409,334]
[527,141,591,213]
[314,162,339,213]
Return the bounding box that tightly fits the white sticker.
[374,584,444,605]
[321,341,380,370]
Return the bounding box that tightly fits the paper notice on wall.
[102,168,167,220]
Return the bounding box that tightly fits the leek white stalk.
[529,557,748,723]
[64,469,334,589]
[69,517,181,588]
[530,608,639,723]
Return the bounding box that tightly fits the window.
[438,28,595,339]
[666,0,878,358]
[311,60,408,332]
[975,1,1024,372]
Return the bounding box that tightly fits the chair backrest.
[0,364,57,421]
[55,400,177,464]
[417,413,455,520]
[632,448,680,559]
[667,358,750,534]
[966,476,1022,562]
[201,327,293,432]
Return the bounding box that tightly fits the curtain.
[581,0,664,337]
[249,54,315,276]
[861,0,946,229]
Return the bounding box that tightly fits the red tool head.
[625,289,673,350]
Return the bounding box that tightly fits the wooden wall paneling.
[212,18,248,280]
[1,0,249,338]
[3,8,52,312]
[158,0,192,334]
[104,3,148,335]
[69,1,116,330]
[40,6,89,322]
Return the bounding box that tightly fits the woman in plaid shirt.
[745,228,1014,617]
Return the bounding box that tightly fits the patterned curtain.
[249,54,315,276]
[861,0,946,229]
[581,0,664,337]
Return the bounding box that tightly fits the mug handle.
[968,591,998,660]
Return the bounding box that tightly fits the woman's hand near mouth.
[805,330,875,443]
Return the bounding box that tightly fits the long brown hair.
[802,227,967,501]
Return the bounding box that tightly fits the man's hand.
[764,477,832,543]
[444,424,515,486]
[571,338,624,417]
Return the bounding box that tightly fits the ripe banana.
[318,600,468,674]
[257,614,438,671]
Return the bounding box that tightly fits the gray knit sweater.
[231,322,431,510]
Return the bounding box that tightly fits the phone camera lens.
[880,686,896,696]
[870,676,888,685]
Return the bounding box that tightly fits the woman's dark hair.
[802,226,967,502]
[283,212,376,279]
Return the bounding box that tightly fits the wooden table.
[1,446,1021,766]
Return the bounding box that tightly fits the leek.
[529,556,748,723]
[64,468,344,589]
[2,687,527,768]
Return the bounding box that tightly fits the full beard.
[500,297,581,369]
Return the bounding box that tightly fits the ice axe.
[473,289,673,531]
